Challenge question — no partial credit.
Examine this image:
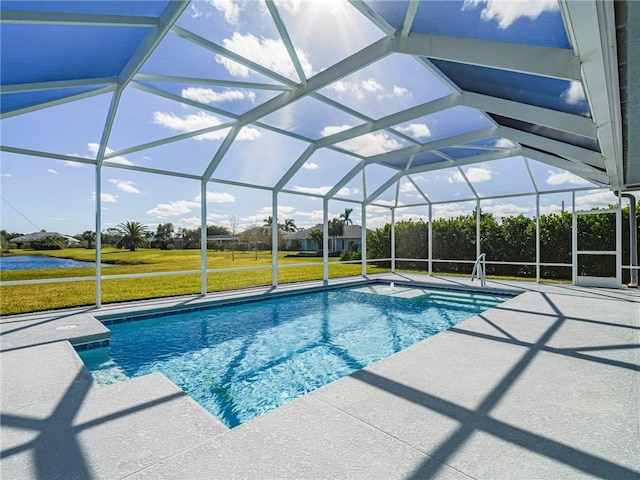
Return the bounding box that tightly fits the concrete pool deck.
[1,274,639,479]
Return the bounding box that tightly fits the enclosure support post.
[391,207,396,273]
[95,165,102,308]
[323,198,329,282]
[272,190,279,287]
[616,196,622,287]
[536,193,541,283]
[622,193,638,287]
[200,180,208,295]
[361,204,367,277]
[476,199,481,259]
[428,203,433,276]
[572,191,577,285]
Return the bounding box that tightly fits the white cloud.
[400,181,417,193]
[64,160,84,168]
[574,190,618,210]
[152,111,261,141]
[147,200,200,219]
[546,170,591,186]
[338,187,360,197]
[539,204,565,216]
[237,205,299,229]
[361,79,383,93]
[562,81,586,105]
[108,179,141,194]
[396,123,431,139]
[321,125,402,156]
[321,124,351,137]
[483,203,532,218]
[463,0,560,29]
[47,169,58,175]
[433,203,474,219]
[194,191,236,203]
[216,32,314,79]
[209,0,240,24]
[0,173,12,177]
[87,143,134,166]
[366,211,426,228]
[392,85,409,97]
[175,213,230,230]
[366,205,392,214]
[189,3,204,18]
[449,166,493,183]
[366,214,391,229]
[153,111,225,139]
[466,166,493,182]
[328,79,408,101]
[176,216,202,230]
[181,87,255,104]
[302,162,319,170]
[92,192,118,203]
[274,0,301,15]
[237,125,263,141]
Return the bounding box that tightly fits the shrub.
[340,249,352,261]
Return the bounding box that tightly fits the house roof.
[285,224,369,240]
[10,231,79,244]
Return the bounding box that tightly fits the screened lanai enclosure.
[1,0,638,312]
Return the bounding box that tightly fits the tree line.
[366,204,638,281]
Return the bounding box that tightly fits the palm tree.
[263,216,273,227]
[307,228,323,251]
[328,218,345,252]
[281,218,298,233]
[340,208,354,225]
[116,221,150,251]
[81,230,96,249]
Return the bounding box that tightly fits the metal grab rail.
[471,253,487,287]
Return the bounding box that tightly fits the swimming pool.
[79,283,510,428]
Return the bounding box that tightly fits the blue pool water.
[0,255,104,271]
[79,284,508,428]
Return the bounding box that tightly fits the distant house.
[206,234,239,248]
[284,224,370,252]
[10,231,80,248]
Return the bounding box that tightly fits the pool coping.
[1,273,639,479]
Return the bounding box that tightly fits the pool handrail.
[471,253,487,287]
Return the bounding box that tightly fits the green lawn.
[0,248,381,315]
[0,248,566,316]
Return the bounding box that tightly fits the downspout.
[622,193,638,287]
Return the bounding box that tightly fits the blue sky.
[0,0,623,236]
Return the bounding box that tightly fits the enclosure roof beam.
[266,0,307,84]
[364,127,499,166]
[133,74,290,91]
[0,77,117,94]
[392,33,581,80]
[315,94,459,150]
[561,0,624,190]
[499,126,605,169]
[460,91,597,138]
[520,147,609,184]
[0,85,114,120]
[0,10,159,27]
